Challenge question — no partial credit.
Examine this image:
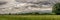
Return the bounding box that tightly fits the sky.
[0,0,59,14]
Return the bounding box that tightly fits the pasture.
[0,15,59,20]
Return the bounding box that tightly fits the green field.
[0,15,60,20]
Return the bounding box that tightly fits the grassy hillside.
[0,15,59,20]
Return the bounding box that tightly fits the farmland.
[0,15,60,20]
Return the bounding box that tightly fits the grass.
[0,15,59,20]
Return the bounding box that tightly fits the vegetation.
[53,3,60,15]
[0,15,59,20]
